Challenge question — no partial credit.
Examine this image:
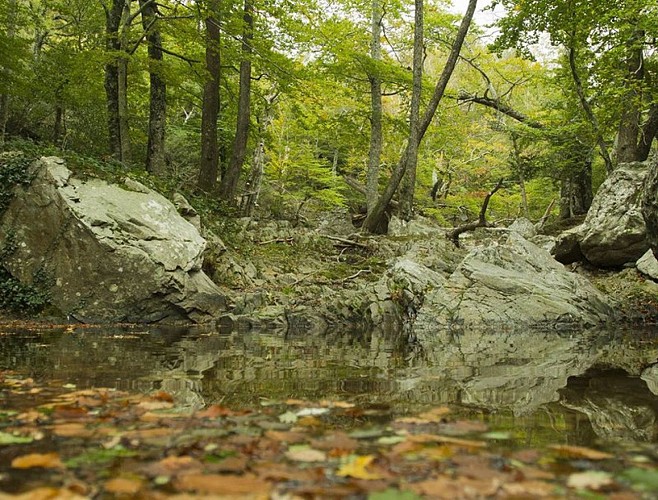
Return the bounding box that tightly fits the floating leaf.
[621,467,658,492]
[174,473,271,495]
[377,435,407,446]
[482,431,512,440]
[0,431,34,445]
[296,407,329,417]
[369,489,422,500]
[104,477,143,494]
[285,445,327,462]
[278,411,298,424]
[567,470,613,490]
[336,455,384,480]
[12,452,64,469]
[501,480,556,497]
[548,445,614,460]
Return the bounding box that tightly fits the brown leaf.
[441,419,489,435]
[52,405,89,420]
[406,433,487,448]
[195,404,236,418]
[417,406,451,421]
[50,422,95,438]
[319,399,355,409]
[285,447,327,462]
[264,430,308,444]
[4,486,87,500]
[502,480,556,497]
[142,455,204,477]
[209,455,249,473]
[548,445,614,460]
[311,432,359,452]
[11,452,64,469]
[174,473,271,496]
[296,415,323,427]
[409,475,500,498]
[151,390,175,402]
[104,477,143,495]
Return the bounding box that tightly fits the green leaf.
[620,468,658,492]
[0,431,34,445]
[369,489,423,500]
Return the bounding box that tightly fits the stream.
[2,322,658,450]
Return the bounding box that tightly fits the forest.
[1,0,655,230]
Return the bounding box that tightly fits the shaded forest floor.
[2,370,658,498]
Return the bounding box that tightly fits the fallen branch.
[322,234,369,249]
[448,178,504,247]
[535,198,556,231]
[258,237,294,245]
[343,269,372,281]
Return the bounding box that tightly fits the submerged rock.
[413,233,613,338]
[0,157,226,322]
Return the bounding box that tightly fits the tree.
[365,0,383,213]
[219,0,253,205]
[139,0,167,176]
[362,0,478,233]
[491,0,658,168]
[197,0,221,193]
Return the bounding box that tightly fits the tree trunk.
[53,105,65,146]
[366,0,383,213]
[219,0,253,204]
[615,30,644,164]
[139,0,167,176]
[103,0,127,161]
[0,0,18,145]
[198,0,222,193]
[398,0,424,221]
[568,41,614,174]
[642,155,658,259]
[559,158,593,219]
[362,0,477,234]
[638,104,658,162]
[117,0,131,162]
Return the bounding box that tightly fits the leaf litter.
[0,371,657,498]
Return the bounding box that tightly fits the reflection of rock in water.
[560,369,658,442]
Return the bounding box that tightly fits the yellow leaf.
[11,452,64,469]
[336,455,384,480]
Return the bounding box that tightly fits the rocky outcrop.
[413,233,613,338]
[554,162,649,267]
[0,157,226,322]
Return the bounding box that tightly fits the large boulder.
[0,157,226,322]
[413,233,613,339]
[555,162,650,267]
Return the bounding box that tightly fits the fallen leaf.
[441,419,489,435]
[502,480,556,497]
[12,452,64,469]
[406,433,487,448]
[3,486,87,500]
[0,431,34,445]
[311,432,359,452]
[409,475,500,498]
[336,455,384,480]
[174,473,271,495]
[278,411,298,424]
[417,406,451,421]
[567,470,614,490]
[151,390,174,402]
[319,399,354,409]
[104,477,143,494]
[296,407,329,417]
[297,415,323,427]
[265,430,308,444]
[548,445,614,460]
[50,423,95,438]
[195,404,234,418]
[285,446,327,462]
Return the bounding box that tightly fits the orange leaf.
[174,473,271,495]
[548,445,614,460]
[104,477,143,495]
[12,452,64,469]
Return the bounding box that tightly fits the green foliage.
[0,153,35,213]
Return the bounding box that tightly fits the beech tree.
[362,0,478,233]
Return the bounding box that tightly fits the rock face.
[413,233,613,339]
[554,162,649,267]
[0,157,226,322]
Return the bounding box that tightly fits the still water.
[2,323,658,448]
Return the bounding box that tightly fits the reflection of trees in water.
[2,324,658,443]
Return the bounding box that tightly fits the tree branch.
[448,178,504,247]
[458,91,544,129]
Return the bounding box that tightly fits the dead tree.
[448,178,504,247]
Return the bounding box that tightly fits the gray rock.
[508,217,536,239]
[641,365,658,396]
[0,157,226,322]
[637,250,658,280]
[579,162,650,266]
[414,233,613,337]
[552,226,586,264]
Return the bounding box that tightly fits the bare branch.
[448,178,504,247]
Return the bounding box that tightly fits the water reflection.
[1,323,658,445]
